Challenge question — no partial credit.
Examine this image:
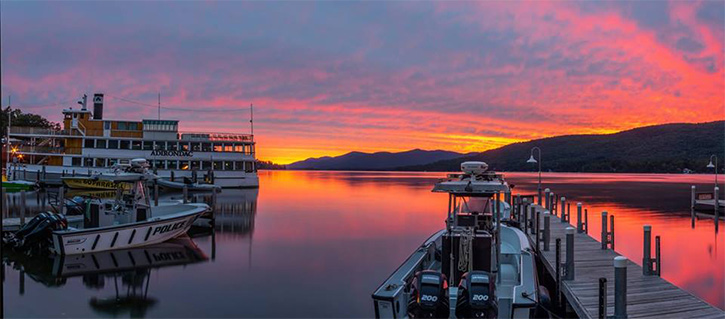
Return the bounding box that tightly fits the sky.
[1,1,724,164]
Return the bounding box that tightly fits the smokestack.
[93,93,104,119]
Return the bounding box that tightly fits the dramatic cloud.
[1,1,723,163]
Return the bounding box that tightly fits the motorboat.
[4,159,210,255]
[2,175,37,191]
[156,177,221,192]
[372,161,549,319]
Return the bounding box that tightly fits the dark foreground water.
[3,171,724,317]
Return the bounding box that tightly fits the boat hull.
[51,205,206,255]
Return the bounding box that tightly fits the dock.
[518,198,724,319]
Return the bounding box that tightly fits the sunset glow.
[1,1,723,164]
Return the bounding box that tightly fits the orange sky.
[2,1,723,164]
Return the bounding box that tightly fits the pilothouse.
[372,161,550,319]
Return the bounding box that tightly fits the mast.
[250,103,254,136]
[6,95,11,173]
[158,92,161,120]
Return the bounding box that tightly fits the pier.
[514,195,724,319]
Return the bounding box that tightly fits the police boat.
[4,159,210,255]
[372,161,551,319]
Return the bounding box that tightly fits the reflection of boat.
[693,192,725,219]
[372,162,546,319]
[3,237,207,318]
[2,175,37,191]
[4,159,210,255]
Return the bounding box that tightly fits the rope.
[458,228,472,272]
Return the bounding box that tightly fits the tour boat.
[5,93,258,188]
[372,162,549,319]
[4,159,210,255]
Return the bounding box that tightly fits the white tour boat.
[6,93,258,188]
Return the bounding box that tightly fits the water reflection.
[2,171,723,317]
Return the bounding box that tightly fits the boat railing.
[9,127,72,136]
[180,132,254,142]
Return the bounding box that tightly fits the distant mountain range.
[287,149,469,170]
[287,121,724,173]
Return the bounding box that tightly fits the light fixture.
[527,155,537,164]
[707,161,715,168]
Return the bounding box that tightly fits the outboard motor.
[407,270,449,318]
[4,212,68,251]
[456,271,497,319]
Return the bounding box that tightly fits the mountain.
[398,121,725,173]
[287,149,468,170]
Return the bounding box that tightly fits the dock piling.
[643,225,652,275]
[183,185,188,204]
[523,204,529,234]
[530,206,536,235]
[565,227,575,280]
[154,182,159,206]
[20,190,27,226]
[535,210,541,252]
[59,186,65,215]
[560,197,567,223]
[655,236,661,276]
[614,257,628,319]
[691,186,696,227]
[715,187,720,232]
[576,203,583,233]
[170,170,175,182]
[544,188,551,210]
[601,211,608,249]
[543,212,551,251]
[555,238,562,307]
[598,277,607,319]
[585,208,589,234]
[610,215,615,250]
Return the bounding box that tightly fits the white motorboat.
[4,159,210,255]
[372,161,549,319]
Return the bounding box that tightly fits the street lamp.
[707,155,718,187]
[527,147,542,205]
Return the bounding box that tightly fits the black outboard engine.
[4,212,68,251]
[456,271,497,319]
[407,270,449,318]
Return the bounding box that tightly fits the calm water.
[2,171,724,317]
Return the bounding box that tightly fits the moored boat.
[3,159,210,255]
[372,161,549,319]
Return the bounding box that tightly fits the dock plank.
[524,204,724,319]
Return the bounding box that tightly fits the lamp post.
[527,147,542,205]
[707,155,718,187]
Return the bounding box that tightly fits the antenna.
[250,103,254,136]
[158,93,161,120]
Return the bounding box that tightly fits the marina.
[1,171,723,317]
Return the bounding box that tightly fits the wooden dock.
[524,204,724,319]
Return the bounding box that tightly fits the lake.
[2,170,723,317]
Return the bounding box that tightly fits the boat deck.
[526,204,724,319]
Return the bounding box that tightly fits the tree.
[1,107,61,138]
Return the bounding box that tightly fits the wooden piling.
[543,212,551,251]
[643,225,652,275]
[614,257,627,319]
[565,227,575,280]
[20,190,26,225]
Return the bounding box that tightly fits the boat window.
[234,144,243,152]
[201,143,211,152]
[180,161,189,170]
[131,140,142,150]
[191,142,201,152]
[108,140,119,149]
[154,141,165,150]
[167,160,179,170]
[234,161,243,170]
[168,142,179,151]
[104,121,111,130]
[224,161,232,170]
[72,157,82,166]
[214,161,222,170]
[224,145,233,152]
[191,160,200,170]
[202,161,212,170]
[250,145,255,155]
[97,139,107,149]
[213,143,223,152]
[120,140,130,149]
[153,160,165,169]
[84,139,94,148]
[142,141,153,150]
[95,158,105,167]
[181,142,190,151]
[84,158,93,167]
[245,161,255,172]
